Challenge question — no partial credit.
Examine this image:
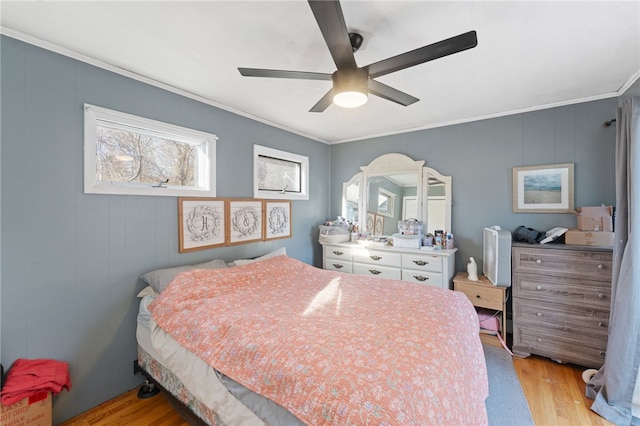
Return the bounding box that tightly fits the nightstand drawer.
[455,281,504,311]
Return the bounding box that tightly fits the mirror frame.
[342,153,452,237]
[360,153,425,235]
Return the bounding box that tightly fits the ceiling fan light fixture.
[332,69,368,108]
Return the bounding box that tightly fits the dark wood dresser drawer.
[512,324,607,368]
[513,273,611,309]
[512,246,612,280]
[513,298,609,339]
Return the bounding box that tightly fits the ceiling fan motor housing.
[332,69,368,93]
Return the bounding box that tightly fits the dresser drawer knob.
[370,255,382,261]
[599,322,607,328]
[598,293,605,299]
[536,312,543,317]
[598,264,604,269]
[536,338,543,343]
[413,260,428,266]
[536,259,542,264]
[413,275,428,282]
[332,250,343,256]
[600,351,606,357]
[475,294,481,299]
[332,264,343,269]
[368,269,382,275]
[536,285,543,290]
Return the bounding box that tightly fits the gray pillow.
[140,258,228,293]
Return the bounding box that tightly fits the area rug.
[484,344,535,426]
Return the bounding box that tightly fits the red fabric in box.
[0,359,71,406]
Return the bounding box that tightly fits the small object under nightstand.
[453,272,507,349]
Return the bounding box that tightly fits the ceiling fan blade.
[366,31,478,78]
[238,68,332,81]
[368,79,419,106]
[308,0,357,71]
[309,89,335,113]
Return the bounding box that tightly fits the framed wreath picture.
[178,197,227,253]
[366,212,375,234]
[228,199,264,245]
[264,200,292,240]
[512,163,574,213]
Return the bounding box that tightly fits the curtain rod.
[603,118,617,127]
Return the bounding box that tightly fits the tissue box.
[1,392,51,426]
[565,230,614,247]
[574,206,613,232]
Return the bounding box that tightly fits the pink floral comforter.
[150,255,488,425]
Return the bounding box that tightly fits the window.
[377,188,395,217]
[84,104,217,197]
[253,145,308,200]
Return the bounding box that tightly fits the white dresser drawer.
[352,249,401,267]
[324,260,352,273]
[401,269,443,287]
[324,246,353,260]
[353,263,401,280]
[401,254,443,272]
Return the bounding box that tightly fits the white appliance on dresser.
[321,241,457,289]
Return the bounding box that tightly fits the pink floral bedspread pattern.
[150,255,488,425]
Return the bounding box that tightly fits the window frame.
[83,104,217,197]
[253,144,309,200]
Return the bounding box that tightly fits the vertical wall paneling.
[0,35,330,423]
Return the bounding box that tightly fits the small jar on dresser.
[321,241,457,289]
[511,243,612,368]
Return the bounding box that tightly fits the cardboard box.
[0,392,51,426]
[574,206,613,232]
[565,230,614,247]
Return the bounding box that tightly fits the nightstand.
[453,272,507,348]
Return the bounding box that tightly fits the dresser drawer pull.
[599,322,608,328]
[600,351,606,357]
[536,312,543,317]
[598,293,605,299]
[332,250,344,256]
[536,338,543,343]
[598,264,604,269]
[332,264,344,269]
[413,275,428,282]
[368,269,382,275]
[412,260,428,266]
[475,294,482,299]
[536,259,542,264]
[369,255,382,261]
[536,285,543,290]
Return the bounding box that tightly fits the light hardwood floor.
[61,354,613,426]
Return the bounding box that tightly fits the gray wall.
[0,36,330,423]
[330,99,618,274]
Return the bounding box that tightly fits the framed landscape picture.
[228,199,264,245]
[178,197,227,252]
[512,163,574,213]
[264,200,292,240]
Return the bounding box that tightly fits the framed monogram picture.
[228,199,264,245]
[178,197,227,252]
[264,201,292,240]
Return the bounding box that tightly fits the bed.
[136,252,489,425]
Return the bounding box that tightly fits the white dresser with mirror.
[322,241,457,289]
[323,153,456,289]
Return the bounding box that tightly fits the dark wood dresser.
[511,243,613,368]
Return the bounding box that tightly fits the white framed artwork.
[264,200,292,240]
[228,199,264,245]
[178,197,227,252]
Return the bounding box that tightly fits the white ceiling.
[1,1,639,144]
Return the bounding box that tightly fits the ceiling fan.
[238,0,478,112]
